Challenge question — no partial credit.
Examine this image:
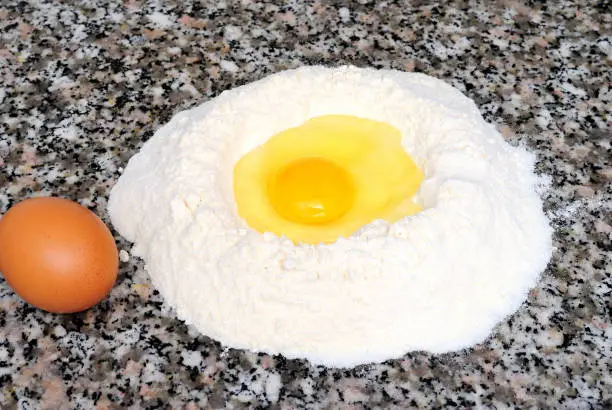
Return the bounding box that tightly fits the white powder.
[108,66,552,367]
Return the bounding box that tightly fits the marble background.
[0,0,610,408]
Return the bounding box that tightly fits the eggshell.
[0,197,118,313]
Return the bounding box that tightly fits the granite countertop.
[1,0,610,408]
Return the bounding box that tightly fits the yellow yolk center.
[268,157,355,225]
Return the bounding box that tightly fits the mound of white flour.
[108,66,552,367]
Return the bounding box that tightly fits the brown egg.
[0,197,118,313]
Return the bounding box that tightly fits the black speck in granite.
[1,0,611,408]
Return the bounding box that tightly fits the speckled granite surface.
[0,0,610,408]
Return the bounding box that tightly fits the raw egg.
[0,197,118,313]
[233,115,424,244]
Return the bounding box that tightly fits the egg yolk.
[233,115,424,244]
[268,157,355,225]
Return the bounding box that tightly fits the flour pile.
[108,66,552,367]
